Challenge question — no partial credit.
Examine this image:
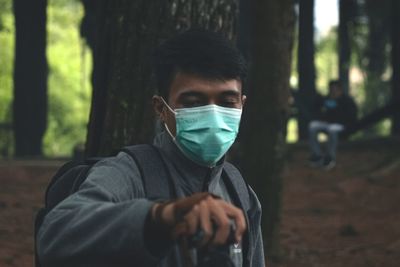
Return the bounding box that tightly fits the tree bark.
[13,0,48,157]
[338,0,356,94]
[364,0,390,116]
[85,0,238,156]
[80,0,97,51]
[241,0,295,262]
[297,0,316,140]
[84,0,111,157]
[237,0,251,61]
[391,0,400,135]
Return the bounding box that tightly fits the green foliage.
[350,5,391,137]
[314,26,391,138]
[315,27,338,95]
[44,0,92,156]
[0,0,92,157]
[289,21,391,142]
[0,0,14,156]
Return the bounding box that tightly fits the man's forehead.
[168,72,242,96]
[177,89,241,98]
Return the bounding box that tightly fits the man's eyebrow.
[177,89,241,100]
[178,91,207,99]
[220,90,241,97]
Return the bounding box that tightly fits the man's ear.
[152,96,166,122]
[241,95,247,107]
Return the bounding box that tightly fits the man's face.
[329,85,343,99]
[153,72,246,136]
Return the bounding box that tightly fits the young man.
[308,80,357,169]
[37,30,264,266]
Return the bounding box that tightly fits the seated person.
[308,80,357,169]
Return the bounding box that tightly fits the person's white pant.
[308,120,344,160]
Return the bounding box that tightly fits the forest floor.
[275,137,400,267]
[0,137,399,267]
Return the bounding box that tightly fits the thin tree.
[391,0,400,135]
[297,0,316,140]
[241,0,295,261]
[13,0,48,157]
[364,0,390,116]
[338,0,356,94]
[85,0,238,156]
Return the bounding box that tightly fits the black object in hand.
[188,221,236,248]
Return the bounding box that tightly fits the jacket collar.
[153,131,224,194]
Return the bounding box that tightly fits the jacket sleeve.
[37,152,169,267]
[248,186,265,267]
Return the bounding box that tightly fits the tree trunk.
[237,0,251,61]
[13,0,48,157]
[85,0,238,156]
[297,0,316,140]
[364,0,390,116]
[391,0,400,135]
[338,0,355,94]
[80,0,97,51]
[241,0,295,262]
[84,0,111,157]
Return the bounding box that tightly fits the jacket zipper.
[202,168,212,192]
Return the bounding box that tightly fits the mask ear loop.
[164,122,175,140]
[160,97,176,114]
[160,97,177,140]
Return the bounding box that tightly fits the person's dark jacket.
[37,131,264,267]
[314,94,357,128]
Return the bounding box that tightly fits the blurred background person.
[308,80,357,169]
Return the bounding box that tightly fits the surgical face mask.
[161,98,242,166]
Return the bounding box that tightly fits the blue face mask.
[324,99,337,109]
[162,99,242,167]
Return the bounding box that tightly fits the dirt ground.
[275,138,400,267]
[0,138,399,267]
[0,161,62,267]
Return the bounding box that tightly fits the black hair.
[329,80,342,89]
[154,29,247,99]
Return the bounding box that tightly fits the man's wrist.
[143,202,175,257]
[152,201,175,226]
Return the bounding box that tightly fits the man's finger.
[223,205,247,242]
[208,199,231,245]
[218,201,247,242]
[198,200,212,246]
[184,204,200,235]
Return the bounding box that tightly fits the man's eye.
[220,100,238,107]
[182,99,204,108]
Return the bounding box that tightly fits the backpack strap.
[222,162,250,212]
[222,162,252,267]
[121,144,176,200]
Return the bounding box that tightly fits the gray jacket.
[37,132,265,266]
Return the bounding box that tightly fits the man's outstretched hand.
[151,192,246,247]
